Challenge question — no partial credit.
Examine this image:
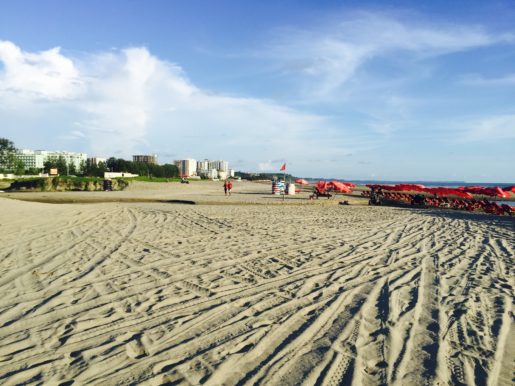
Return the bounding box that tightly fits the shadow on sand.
[159,199,196,205]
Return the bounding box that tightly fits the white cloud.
[0,40,82,100]
[0,41,355,173]
[466,114,515,141]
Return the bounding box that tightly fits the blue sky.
[1,0,514,182]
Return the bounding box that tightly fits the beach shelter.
[329,181,352,193]
[295,178,309,185]
[315,181,330,192]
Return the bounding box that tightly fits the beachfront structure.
[104,172,139,179]
[176,158,230,178]
[229,169,235,178]
[175,159,197,177]
[197,159,209,175]
[209,160,229,172]
[15,149,87,170]
[218,171,228,180]
[133,154,158,164]
[199,168,217,179]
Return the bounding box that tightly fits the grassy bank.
[6,177,129,192]
[129,176,183,183]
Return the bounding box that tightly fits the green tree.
[162,164,179,178]
[26,167,41,175]
[14,159,25,175]
[44,156,68,175]
[79,159,87,176]
[96,161,107,177]
[0,138,18,172]
[68,161,77,176]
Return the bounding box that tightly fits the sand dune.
[0,185,513,385]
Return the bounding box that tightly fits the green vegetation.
[0,138,24,174]
[235,171,297,181]
[106,158,179,178]
[7,176,129,192]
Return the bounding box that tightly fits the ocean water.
[306,179,513,188]
[344,180,514,188]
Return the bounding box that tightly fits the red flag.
[280,163,286,171]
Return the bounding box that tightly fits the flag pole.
[283,162,286,201]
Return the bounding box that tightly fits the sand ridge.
[0,189,513,385]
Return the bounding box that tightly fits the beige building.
[133,154,158,164]
[175,159,197,177]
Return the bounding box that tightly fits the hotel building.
[133,154,158,164]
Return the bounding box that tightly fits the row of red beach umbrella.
[366,183,514,199]
[309,180,356,193]
[361,191,514,215]
[296,179,348,192]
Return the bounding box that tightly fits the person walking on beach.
[224,180,233,196]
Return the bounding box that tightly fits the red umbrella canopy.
[329,181,352,193]
[295,178,310,185]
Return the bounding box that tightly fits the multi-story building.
[196,159,209,175]
[16,150,87,171]
[45,151,88,171]
[133,154,158,164]
[15,149,46,169]
[208,160,229,172]
[204,169,218,179]
[176,158,230,179]
[175,159,197,177]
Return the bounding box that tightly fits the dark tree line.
[105,158,179,178]
[235,171,296,181]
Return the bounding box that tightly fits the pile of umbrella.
[315,180,356,193]
[363,184,514,216]
[295,179,356,194]
[366,183,513,199]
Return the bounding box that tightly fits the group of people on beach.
[223,180,233,196]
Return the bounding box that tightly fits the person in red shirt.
[224,180,233,196]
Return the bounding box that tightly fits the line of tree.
[105,158,179,178]
[235,171,297,181]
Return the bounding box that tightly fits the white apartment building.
[208,160,229,172]
[196,159,209,175]
[205,169,218,179]
[16,149,46,169]
[175,159,197,177]
[16,150,87,170]
[177,158,230,179]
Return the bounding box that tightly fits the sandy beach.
[0,181,513,385]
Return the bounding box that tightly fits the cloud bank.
[0,40,349,172]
